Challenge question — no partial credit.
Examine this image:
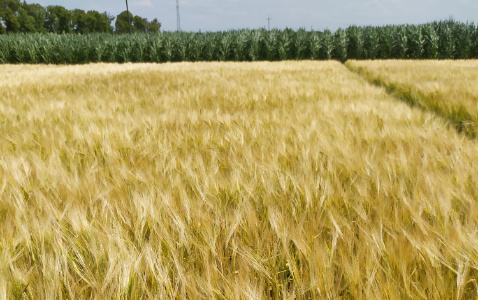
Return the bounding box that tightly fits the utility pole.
[126,0,132,34]
[266,15,271,31]
[176,0,181,31]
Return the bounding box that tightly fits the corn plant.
[162,34,175,62]
[319,29,334,60]
[436,21,455,59]
[102,38,119,62]
[392,26,408,58]
[346,26,363,59]
[174,33,189,61]
[422,24,439,59]
[332,28,347,62]
[453,23,474,59]
[310,31,322,60]
[248,30,262,61]
[278,29,295,60]
[407,25,424,59]
[362,27,380,59]
[218,33,233,61]
[471,25,478,58]
[296,28,311,60]
[92,41,106,63]
[378,26,393,59]
[0,20,476,64]
[234,30,250,61]
[264,29,279,61]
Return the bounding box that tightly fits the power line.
[266,15,271,31]
[176,0,181,31]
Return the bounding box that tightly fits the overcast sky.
[31,0,478,32]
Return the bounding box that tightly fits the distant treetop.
[0,0,161,34]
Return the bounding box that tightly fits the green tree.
[133,15,147,32]
[0,0,21,33]
[147,18,161,33]
[45,5,71,33]
[44,8,59,32]
[85,11,98,33]
[0,0,21,12]
[4,8,20,32]
[18,7,36,32]
[22,2,46,33]
[71,10,112,33]
[101,12,115,33]
[72,9,88,33]
[87,10,111,33]
[115,10,133,33]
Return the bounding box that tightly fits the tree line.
[0,0,161,34]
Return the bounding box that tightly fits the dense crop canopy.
[0,20,477,64]
[1,62,478,298]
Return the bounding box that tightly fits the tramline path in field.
[347,60,478,139]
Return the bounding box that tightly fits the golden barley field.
[346,60,478,139]
[1,61,478,299]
